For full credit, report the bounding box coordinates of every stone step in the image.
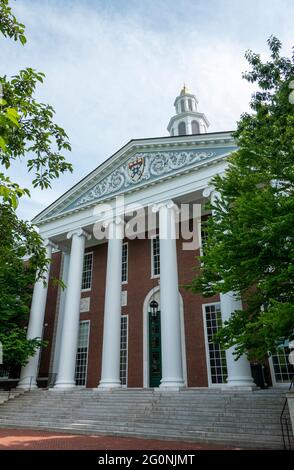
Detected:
[0,412,284,431]
[0,421,283,449]
[4,395,282,401]
[0,388,291,449]
[0,418,283,440]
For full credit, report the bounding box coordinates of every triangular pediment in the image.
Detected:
[33,133,236,224]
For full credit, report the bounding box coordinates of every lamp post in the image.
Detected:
[150,300,159,318]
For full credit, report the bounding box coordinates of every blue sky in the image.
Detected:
[2,0,294,220]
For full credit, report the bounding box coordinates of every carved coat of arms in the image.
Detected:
[127,155,145,183]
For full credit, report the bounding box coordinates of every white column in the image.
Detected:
[54,229,91,389]
[186,118,192,135]
[221,292,254,388]
[153,200,184,389]
[51,251,70,377]
[203,187,254,389]
[98,218,124,389]
[18,239,57,389]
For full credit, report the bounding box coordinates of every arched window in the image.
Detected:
[191,120,199,134]
[188,99,193,111]
[171,128,174,136]
[180,100,185,113]
[178,121,186,136]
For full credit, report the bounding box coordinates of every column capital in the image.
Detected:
[152,200,179,214]
[202,186,221,202]
[66,228,91,241]
[202,186,214,199]
[43,239,59,250]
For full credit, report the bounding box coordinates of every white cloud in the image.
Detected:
[1,0,293,220]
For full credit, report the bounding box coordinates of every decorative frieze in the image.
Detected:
[72,149,217,208]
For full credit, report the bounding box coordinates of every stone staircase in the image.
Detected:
[0,389,26,405]
[0,388,292,449]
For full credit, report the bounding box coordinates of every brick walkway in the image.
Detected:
[0,429,244,450]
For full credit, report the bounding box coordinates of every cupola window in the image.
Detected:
[191,120,200,134]
[178,121,186,136]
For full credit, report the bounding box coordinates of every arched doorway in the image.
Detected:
[143,286,187,388]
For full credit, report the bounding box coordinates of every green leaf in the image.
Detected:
[0,136,7,151]
[20,35,27,45]
[187,36,294,361]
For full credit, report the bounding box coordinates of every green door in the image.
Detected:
[149,311,162,387]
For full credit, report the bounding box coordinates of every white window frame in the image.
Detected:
[199,216,210,258]
[75,320,90,387]
[202,302,227,387]
[268,347,293,387]
[151,234,160,279]
[120,315,128,387]
[81,252,93,292]
[122,242,128,285]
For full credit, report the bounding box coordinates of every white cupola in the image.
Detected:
[167,85,209,136]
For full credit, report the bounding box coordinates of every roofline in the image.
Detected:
[32,129,235,223]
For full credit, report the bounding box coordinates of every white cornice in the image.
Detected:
[167,111,210,130]
[39,158,228,240]
[33,131,235,226]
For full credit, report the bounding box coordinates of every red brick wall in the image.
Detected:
[39,251,62,378]
[40,232,220,388]
[82,244,107,388]
[178,238,219,387]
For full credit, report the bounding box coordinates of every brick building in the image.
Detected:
[15,87,293,391]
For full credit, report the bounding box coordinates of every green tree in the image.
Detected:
[0,205,48,366]
[188,36,294,361]
[0,0,72,367]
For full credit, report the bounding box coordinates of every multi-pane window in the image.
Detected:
[200,227,208,256]
[120,315,128,386]
[122,243,128,283]
[75,321,90,386]
[81,252,93,290]
[204,303,228,384]
[272,346,294,383]
[152,235,160,277]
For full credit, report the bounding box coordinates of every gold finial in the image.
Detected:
[180,83,189,96]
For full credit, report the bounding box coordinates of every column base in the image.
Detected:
[98,379,121,390]
[53,381,76,390]
[222,377,257,391]
[17,378,37,390]
[158,378,185,391]
[222,385,257,391]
